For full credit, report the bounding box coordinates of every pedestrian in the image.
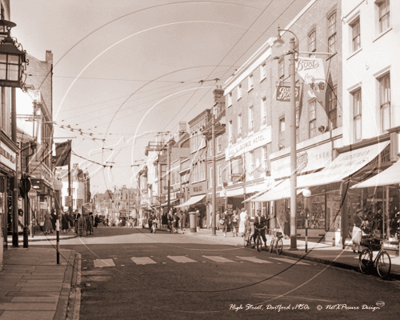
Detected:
[220,210,228,237]
[232,210,239,237]
[43,211,53,234]
[252,209,267,248]
[239,208,248,236]
[180,210,187,231]
[69,211,75,231]
[94,215,100,228]
[149,212,155,233]
[61,211,71,233]
[76,213,85,237]
[50,208,57,231]
[172,212,180,233]
[216,210,220,230]
[87,212,94,235]
[195,210,201,231]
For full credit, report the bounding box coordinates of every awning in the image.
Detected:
[250,179,305,202]
[296,141,390,189]
[351,158,400,189]
[243,179,282,203]
[226,187,244,197]
[174,195,206,208]
[161,199,180,206]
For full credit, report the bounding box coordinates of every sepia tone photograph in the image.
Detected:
[0,0,399,319]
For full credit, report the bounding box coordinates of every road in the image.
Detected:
[55,226,400,320]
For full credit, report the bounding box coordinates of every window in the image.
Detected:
[237,84,242,100]
[308,30,316,56]
[261,98,267,126]
[218,165,222,186]
[228,120,233,144]
[278,58,285,79]
[228,92,232,106]
[209,167,213,188]
[309,100,317,138]
[248,74,253,91]
[328,86,337,129]
[260,63,267,80]
[238,114,242,137]
[296,108,300,143]
[328,12,337,53]
[379,73,391,132]
[201,161,206,181]
[378,0,390,33]
[217,135,222,153]
[353,89,362,142]
[261,146,268,173]
[248,106,254,131]
[351,18,361,52]
[279,117,285,147]
[249,152,254,175]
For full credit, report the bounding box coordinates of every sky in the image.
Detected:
[11,0,311,194]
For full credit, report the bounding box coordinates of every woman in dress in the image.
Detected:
[43,211,53,234]
[239,208,248,236]
[220,211,228,237]
[61,212,71,233]
[231,210,240,237]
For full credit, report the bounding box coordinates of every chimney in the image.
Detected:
[178,121,187,133]
[213,85,225,115]
[46,50,53,64]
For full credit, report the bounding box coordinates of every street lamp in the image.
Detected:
[275,26,298,250]
[0,17,27,88]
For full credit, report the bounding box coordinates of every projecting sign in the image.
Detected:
[275,85,301,102]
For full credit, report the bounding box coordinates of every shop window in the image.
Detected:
[353,89,362,142]
[328,12,337,53]
[351,17,361,52]
[306,194,326,229]
[379,73,391,132]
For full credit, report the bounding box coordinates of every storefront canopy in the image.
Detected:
[161,199,180,206]
[174,195,205,208]
[243,179,283,203]
[250,178,306,202]
[296,141,390,189]
[351,158,400,189]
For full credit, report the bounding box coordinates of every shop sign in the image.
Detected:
[0,142,16,171]
[271,142,332,179]
[28,190,37,199]
[275,85,301,102]
[65,196,72,206]
[190,181,207,196]
[40,202,47,209]
[176,193,184,198]
[226,127,271,160]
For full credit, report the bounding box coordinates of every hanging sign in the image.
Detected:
[275,85,301,102]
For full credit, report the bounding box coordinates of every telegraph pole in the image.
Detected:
[167,141,171,213]
[212,102,217,236]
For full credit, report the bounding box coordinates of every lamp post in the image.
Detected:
[0,16,27,248]
[53,177,63,264]
[211,102,217,236]
[275,27,298,250]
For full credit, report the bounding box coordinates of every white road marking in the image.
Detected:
[167,256,197,263]
[93,259,115,268]
[202,256,234,263]
[237,256,272,264]
[270,257,309,265]
[131,257,157,265]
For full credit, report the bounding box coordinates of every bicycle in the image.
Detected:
[243,228,253,248]
[269,230,283,255]
[358,236,391,279]
[253,226,267,252]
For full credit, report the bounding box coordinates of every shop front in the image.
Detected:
[176,181,207,227]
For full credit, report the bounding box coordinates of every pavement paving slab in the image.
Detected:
[0,302,57,311]
[0,311,54,320]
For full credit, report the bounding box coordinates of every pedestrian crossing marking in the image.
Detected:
[167,256,197,263]
[93,259,115,268]
[131,257,157,265]
[202,256,234,263]
[270,257,309,265]
[237,256,272,264]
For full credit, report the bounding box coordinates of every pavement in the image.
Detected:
[1,226,399,320]
[179,227,400,281]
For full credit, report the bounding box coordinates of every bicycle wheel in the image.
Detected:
[256,236,261,252]
[269,238,274,253]
[358,249,372,274]
[376,251,391,279]
[276,238,283,255]
[244,233,250,247]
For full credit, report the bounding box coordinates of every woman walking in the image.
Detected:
[220,211,228,237]
[239,208,248,237]
[61,211,71,233]
[43,211,53,234]
[232,210,240,237]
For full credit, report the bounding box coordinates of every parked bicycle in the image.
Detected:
[269,229,283,255]
[358,236,391,279]
[243,228,253,248]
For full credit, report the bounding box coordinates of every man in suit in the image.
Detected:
[252,209,267,248]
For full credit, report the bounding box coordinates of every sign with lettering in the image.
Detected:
[0,142,16,171]
[296,57,326,105]
[190,181,207,196]
[275,85,301,102]
[225,127,271,160]
[271,142,332,179]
